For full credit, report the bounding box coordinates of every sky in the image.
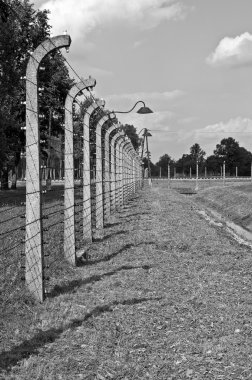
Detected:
[33,0,252,163]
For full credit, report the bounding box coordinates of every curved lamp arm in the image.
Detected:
[113,101,153,114]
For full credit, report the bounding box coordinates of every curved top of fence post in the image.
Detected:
[124,142,134,154]
[104,120,119,141]
[116,134,127,149]
[95,114,109,134]
[26,35,71,79]
[65,78,97,120]
[84,99,105,127]
[66,77,96,104]
[111,130,125,145]
[121,139,133,154]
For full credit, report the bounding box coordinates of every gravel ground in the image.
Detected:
[1,184,252,379]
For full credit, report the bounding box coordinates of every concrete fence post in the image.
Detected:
[25,35,71,302]
[115,139,122,210]
[122,141,132,204]
[64,78,96,264]
[168,163,171,189]
[138,157,143,189]
[126,147,132,201]
[140,158,144,189]
[195,160,199,191]
[132,152,138,194]
[123,146,129,202]
[121,142,127,205]
[126,145,134,199]
[117,139,126,208]
[122,142,129,204]
[94,115,109,237]
[103,120,117,223]
[83,99,105,244]
[223,161,226,186]
[132,156,136,194]
[135,156,141,191]
[110,132,124,212]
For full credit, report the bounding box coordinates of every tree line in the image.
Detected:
[145,138,252,177]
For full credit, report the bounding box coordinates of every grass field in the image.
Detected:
[1,182,252,379]
[194,182,252,230]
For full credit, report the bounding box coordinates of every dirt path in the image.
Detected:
[2,185,252,379]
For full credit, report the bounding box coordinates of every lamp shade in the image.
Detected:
[137,106,153,114]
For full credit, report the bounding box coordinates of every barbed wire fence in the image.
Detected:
[0,33,143,326]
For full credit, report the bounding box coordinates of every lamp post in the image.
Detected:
[138,127,152,180]
[113,100,153,115]
[111,100,153,184]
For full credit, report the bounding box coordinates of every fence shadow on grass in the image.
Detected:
[49,263,154,298]
[104,222,122,228]
[0,296,162,373]
[77,242,135,266]
[118,211,151,219]
[77,241,156,267]
[93,230,126,242]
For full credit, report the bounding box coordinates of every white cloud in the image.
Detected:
[197,117,252,135]
[178,116,199,125]
[39,0,189,40]
[190,117,252,155]
[206,32,252,67]
[133,40,143,48]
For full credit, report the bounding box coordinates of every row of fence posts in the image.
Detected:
[160,161,252,184]
[24,34,143,302]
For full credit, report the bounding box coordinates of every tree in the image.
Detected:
[175,144,205,176]
[155,154,174,176]
[205,155,221,176]
[121,124,140,150]
[214,137,240,175]
[236,147,252,176]
[142,157,158,177]
[190,143,206,163]
[175,154,193,176]
[0,0,74,188]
